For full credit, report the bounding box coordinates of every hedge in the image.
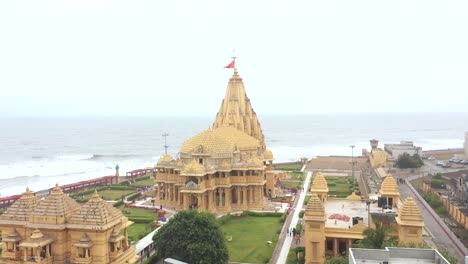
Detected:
[242,211,283,217]
[127,192,142,201]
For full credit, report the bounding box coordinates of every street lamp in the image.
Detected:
[350,145,356,190]
[366,199,372,227]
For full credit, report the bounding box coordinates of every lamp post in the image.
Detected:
[350,145,356,191]
[366,199,372,227]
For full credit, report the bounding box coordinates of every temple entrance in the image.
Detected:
[388,197,393,207]
[338,240,347,256]
[188,194,198,209]
[232,188,237,204]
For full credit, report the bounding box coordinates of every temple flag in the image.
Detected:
[224,60,235,69]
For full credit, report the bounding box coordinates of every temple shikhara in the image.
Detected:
[0,186,138,264]
[154,67,277,213]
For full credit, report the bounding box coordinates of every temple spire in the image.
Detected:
[214,56,266,147]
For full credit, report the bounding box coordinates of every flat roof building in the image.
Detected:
[349,247,450,264]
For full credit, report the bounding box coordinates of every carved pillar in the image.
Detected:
[242,187,248,208]
[346,239,352,255]
[237,188,241,205]
[156,183,160,201]
[333,238,338,256]
[226,187,231,210]
[249,186,254,205]
[198,193,203,211]
[182,193,187,209]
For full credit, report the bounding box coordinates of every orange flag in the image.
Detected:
[224,60,235,69]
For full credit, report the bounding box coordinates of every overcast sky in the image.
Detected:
[1,0,467,117]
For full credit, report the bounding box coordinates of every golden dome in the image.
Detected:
[396,196,424,226]
[311,172,329,193]
[346,192,361,201]
[156,154,175,168]
[380,174,400,196]
[181,160,206,176]
[29,184,80,225]
[180,126,260,155]
[0,187,39,222]
[263,149,274,160]
[304,194,325,220]
[68,190,126,227]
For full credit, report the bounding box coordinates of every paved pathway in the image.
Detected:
[399,175,468,262]
[276,171,313,264]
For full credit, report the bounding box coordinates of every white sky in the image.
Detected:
[1,0,467,116]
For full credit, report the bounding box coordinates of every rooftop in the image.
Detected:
[350,247,450,264]
[324,199,380,228]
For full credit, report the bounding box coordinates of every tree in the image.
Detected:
[358,221,398,249]
[396,153,424,169]
[153,210,229,264]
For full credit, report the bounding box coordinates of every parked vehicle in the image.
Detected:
[436,161,445,166]
[460,160,468,165]
[442,162,451,168]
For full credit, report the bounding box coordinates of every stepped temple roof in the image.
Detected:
[304,194,325,220]
[0,187,39,223]
[213,68,265,147]
[156,154,175,168]
[68,190,127,228]
[311,172,329,193]
[380,175,400,196]
[29,184,80,225]
[396,196,424,227]
[180,126,260,155]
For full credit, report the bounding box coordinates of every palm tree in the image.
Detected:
[358,221,398,249]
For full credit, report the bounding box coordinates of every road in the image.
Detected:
[400,174,468,262]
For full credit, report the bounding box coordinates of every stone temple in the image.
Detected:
[154,67,279,213]
[0,186,138,264]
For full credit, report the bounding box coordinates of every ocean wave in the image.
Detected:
[86,154,140,160]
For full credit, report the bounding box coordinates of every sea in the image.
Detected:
[0,113,467,197]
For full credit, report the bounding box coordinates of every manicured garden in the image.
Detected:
[118,205,160,242]
[219,212,284,263]
[326,177,354,198]
[281,171,304,190]
[274,163,303,171]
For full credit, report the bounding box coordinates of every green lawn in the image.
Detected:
[281,180,302,189]
[220,216,283,263]
[274,163,303,171]
[131,178,155,188]
[326,177,354,198]
[119,206,160,243]
[127,223,151,242]
[85,189,136,201]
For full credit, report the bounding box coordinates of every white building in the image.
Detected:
[349,247,451,264]
[384,141,422,159]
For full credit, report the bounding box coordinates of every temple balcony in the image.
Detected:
[2,250,22,260]
[247,176,263,183]
[167,174,178,182]
[73,256,93,264]
[214,178,229,185]
[155,173,168,181]
[230,176,248,184]
[23,256,53,264]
